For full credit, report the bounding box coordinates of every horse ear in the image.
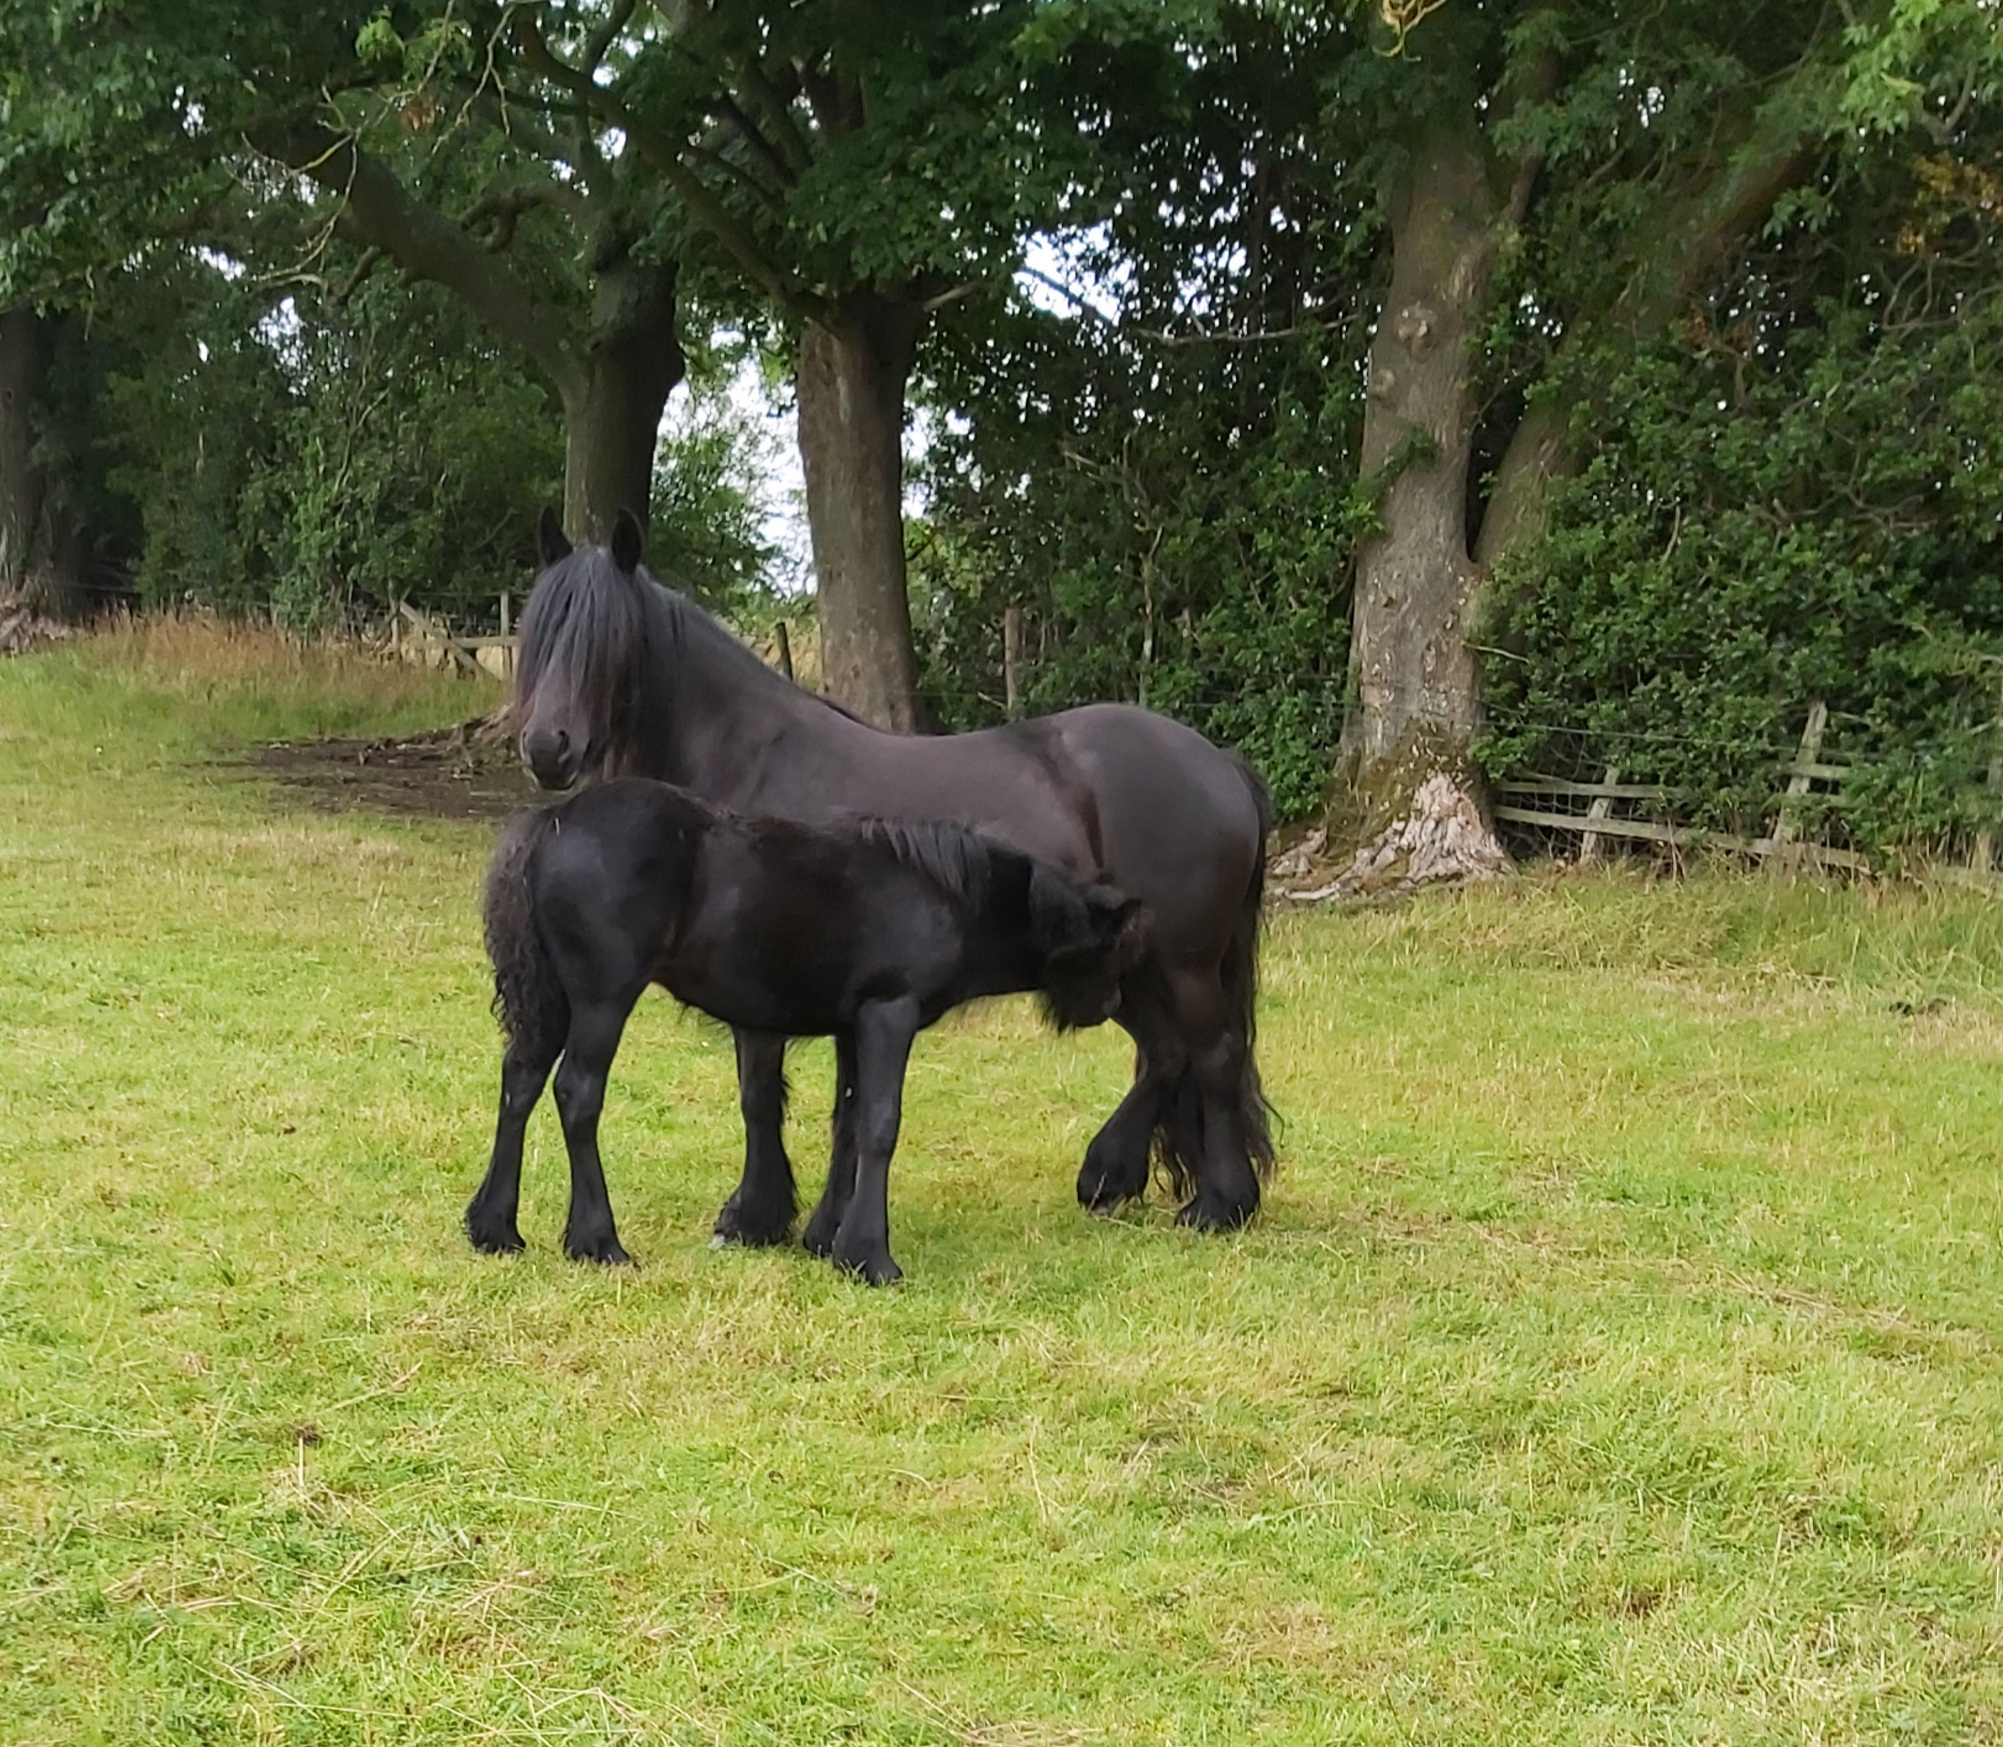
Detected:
[537,507,572,566]
[609,508,645,575]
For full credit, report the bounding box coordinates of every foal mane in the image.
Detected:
[852,816,997,910]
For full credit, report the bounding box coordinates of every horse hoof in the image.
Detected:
[564,1231,635,1265]
[712,1198,795,1249]
[1174,1194,1256,1233]
[1079,1182,1143,1217]
[466,1212,526,1255]
[1076,1156,1148,1213]
[833,1246,903,1286]
[800,1217,838,1259]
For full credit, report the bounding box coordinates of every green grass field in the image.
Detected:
[5,624,2003,1744]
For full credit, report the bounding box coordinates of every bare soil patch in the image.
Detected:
[251,726,536,822]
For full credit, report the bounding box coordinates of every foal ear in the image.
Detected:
[609,508,646,576]
[1087,888,1151,969]
[1028,863,1096,956]
[536,507,573,566]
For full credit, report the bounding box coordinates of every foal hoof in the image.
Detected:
[1174,1193,1256,1233]
[564,1228,635,1266]
[465,1209,526,1255]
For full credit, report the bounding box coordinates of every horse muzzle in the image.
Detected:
[520,725,580,791]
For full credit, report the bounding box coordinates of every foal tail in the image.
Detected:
[1154,754,1277,1201]
[483,805,569,1061]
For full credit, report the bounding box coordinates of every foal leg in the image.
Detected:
[801,1031,860,1258]
[830,1000,917,1286]
[713,1028,798,1247]
[466,1032,561,1254]
[553,999,642,1264]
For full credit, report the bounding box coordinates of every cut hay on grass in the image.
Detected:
[4,624,2003,1744]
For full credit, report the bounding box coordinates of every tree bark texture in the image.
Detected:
[797,296,922,732]
[561,257,683,543]
[0,306,84,619]
[1338,120,1506,840]
[0,306,45,599]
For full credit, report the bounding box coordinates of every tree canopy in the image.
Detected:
[1,0,1998,859]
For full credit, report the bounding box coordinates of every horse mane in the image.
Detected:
[852,815,997,910]
[514,545,687,756]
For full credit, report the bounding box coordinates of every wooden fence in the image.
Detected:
[390,595,811,688]
[1493,701,2001,890]
[392,597,517,680]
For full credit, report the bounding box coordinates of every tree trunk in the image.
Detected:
[0,307,46,600]
[1329,123,1511,887]
[797,295,922,732]
[0,306,89,620]
[561,257,683,544]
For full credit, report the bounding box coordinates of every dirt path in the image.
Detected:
[252,729,536,822]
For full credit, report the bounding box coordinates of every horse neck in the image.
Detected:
[657,585,878,796]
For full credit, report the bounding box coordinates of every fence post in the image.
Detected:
[1971,678,2003,883]
[774,619,794,682]
[497,591,513,679]
[1577,765,1620,864]
[1768,700,1829,874]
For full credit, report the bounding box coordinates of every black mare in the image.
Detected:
[511,509,1275,1241]
[466,778,1145,1282]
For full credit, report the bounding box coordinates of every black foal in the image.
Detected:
[466,778,1146,1283]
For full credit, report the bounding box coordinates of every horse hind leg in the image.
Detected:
[802,1031,859,1258]
[713,1029,798,1247]
[1164,970,1262,1233]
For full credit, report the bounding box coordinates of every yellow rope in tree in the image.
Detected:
[1378,0,1450,56]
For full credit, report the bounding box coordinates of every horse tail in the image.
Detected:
[1151,754,1276,1202]
[1227,754,1278,1181]
[483,804,569,1060]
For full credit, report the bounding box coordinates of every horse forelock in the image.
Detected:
[853,816,995,911]
[515,547,682,760]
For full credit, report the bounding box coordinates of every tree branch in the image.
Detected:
[580,0,641,77]
[1019,264,1342,347]
[715,92,800,188]
[512,4,824,321]
[686,132,788,217]
[734,54,816,173]
[246,121,584,396]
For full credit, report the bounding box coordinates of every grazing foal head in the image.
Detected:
[1028,864,1151,1031]
[514,508,664,790]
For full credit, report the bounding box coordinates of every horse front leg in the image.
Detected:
[1076,986,1175,1213]
[801,1031,859,1258]
[1167,969,1261,1233]
[713,1028,798,1247]
[466,1032,560,1254]
[829,1000,917,1286]
[552,1000,641,1264]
